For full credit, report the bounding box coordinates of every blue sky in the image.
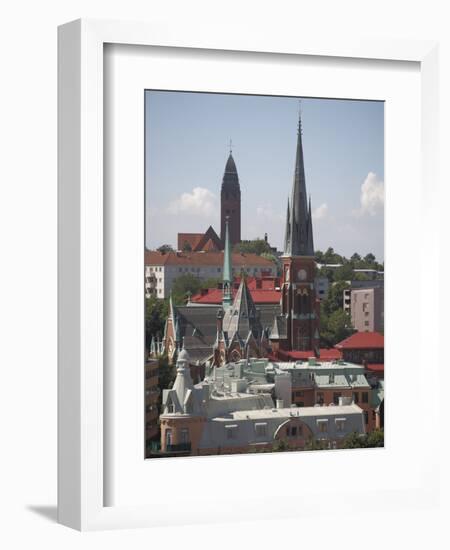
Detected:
[145,91,384,261]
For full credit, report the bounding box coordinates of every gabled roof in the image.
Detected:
[192,225,223,252]
[270,315,287,340]
[223,277,261,340]
[335,331,384,350]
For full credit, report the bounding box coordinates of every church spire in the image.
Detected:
[220,150,241,246]
[222,217,233,310]
[283,108,314,257]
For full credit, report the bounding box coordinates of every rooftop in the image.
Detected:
[276,348,342,362]
[229,403,363,421]
[145,249,275,268]
[335,331,384,350]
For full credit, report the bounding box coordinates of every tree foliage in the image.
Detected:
[171,273,203,305]
[304,438,327,451]
[157,244,174,254]
[315,249,384,283]
[342,429,384,449]
[233,238,272,255]
[145,296,169,351]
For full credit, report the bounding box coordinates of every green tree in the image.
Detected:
[366,428,384,447]
[304,438,327,451]
[320,308,354,347]
[364,252,376,264]
[322,280,350,316]
[315,250,324,263]
[322,247,343,265]
[333,263,354,282]
[342,431,366,449]
[157,244,174,254]
[233,238,272,255]
[145,296,169,351]
[272,439,291,452]
[201,277,222,289]
[171,273,203,305]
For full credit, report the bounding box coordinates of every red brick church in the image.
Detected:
[159,113,323,366]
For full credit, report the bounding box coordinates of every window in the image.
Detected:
[255,423,267,437]
[180,428,189,444]
[168,403,175,413]
[353,392,359,404]
[225,425,238,440]
[364,321,370,327]
[362,392,369,403]
[364,411,369,425]
[335,418,345,432]
[333,392,341,405]
[317,419,328,433]
[316,392,324,405]
[291,426,297,437]
[165,429,172,447]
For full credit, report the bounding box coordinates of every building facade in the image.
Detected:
[157,349,367,457]
[145,249,276,299]
[343,280,384,333]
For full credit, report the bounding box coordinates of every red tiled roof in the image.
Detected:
[276,349,342,362]
[191,287,281,305]
[145,250,275,268]
[177,233,203,250]
[366,363,384,372]
[335,331,384,350]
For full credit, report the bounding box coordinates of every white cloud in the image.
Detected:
[353,172,384,217]
[312,203,328,220]
[167,187,217,217]
[255,205,284,222]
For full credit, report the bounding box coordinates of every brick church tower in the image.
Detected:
[220,151,241,246]
[280,112,320,353]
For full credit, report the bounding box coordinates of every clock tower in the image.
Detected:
[280,112,320,353]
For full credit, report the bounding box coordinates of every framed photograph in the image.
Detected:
[58,19,440,530]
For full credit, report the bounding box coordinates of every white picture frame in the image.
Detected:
[58,18,440,531]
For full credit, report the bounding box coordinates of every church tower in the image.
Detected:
[281,111,320,353]
[220,149,241,246]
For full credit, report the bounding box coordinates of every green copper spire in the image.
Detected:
[222,217,233,309]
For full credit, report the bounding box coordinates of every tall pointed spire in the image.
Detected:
[222,217,233,310]
[220,150,241,246]
[283,108,314,256]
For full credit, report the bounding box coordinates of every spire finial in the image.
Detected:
[298,100,303,136]
[229,139,233,154]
